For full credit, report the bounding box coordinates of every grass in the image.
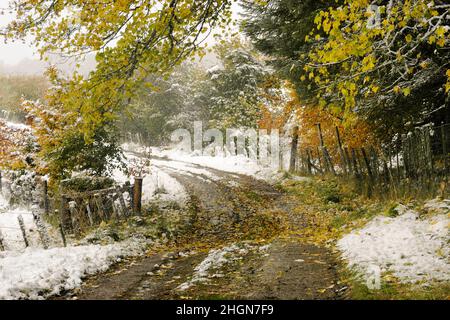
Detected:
[343,269,450,300]
[282,174,449,300]
[278,176,384,244]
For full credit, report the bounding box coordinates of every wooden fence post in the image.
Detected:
[289,126,299,172]
[306,148,312,174]
[32,209,50,249]
[59,223,67,247]
[17,215,29,248]
[361,148,374,180]
[0,228,5,251]
[425,126,433,176]
[60,195,71,232]
[316,123,335,175]
[370,147,379,180]
[335,127,348,175]
[133,177,143,215]
[361,147,374,197]
[402,134,410,178]
[43,179,49,215]
[85,201,94,226]
[117,186,129,217]
[351,148,360,176]
[442,124,448,174]
[68,201,80,236]
[94,194,105,220]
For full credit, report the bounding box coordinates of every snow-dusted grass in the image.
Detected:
[0,239,147,300]
[338,200,449,284]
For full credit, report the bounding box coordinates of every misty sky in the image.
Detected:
[0,10,38,65]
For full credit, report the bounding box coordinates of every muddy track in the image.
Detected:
[63,156,346,300]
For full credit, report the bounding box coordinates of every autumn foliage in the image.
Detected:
[258,80,376,153]
[0,119,35,169]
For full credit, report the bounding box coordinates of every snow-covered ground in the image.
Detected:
[0,207,40,251]
[338,199,450,284]
[123,143,283,182]
[113,152,189,206]
[115,142,288,208]
[0,239,147,299]
[0,193,149,300]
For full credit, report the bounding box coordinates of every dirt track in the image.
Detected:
[62,156,346,300]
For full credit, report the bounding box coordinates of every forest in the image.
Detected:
[0,0,449,303]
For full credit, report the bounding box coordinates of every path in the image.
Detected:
[61,155,347,300]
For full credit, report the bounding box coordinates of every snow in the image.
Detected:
[112,152,189,206]
[0,239,147,300]
[151,147,282,182]
[1,186,151,300]
[0,208,39,251]
[0,193,150,299]
[141,167,188,204]
[0,194,8,211]
[152,158,222,181]
[177,243,269,291]
[338,201,450,284]
[4,121,30,131]
[423,198,450,212]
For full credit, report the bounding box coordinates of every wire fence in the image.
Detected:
[289,123,450,199]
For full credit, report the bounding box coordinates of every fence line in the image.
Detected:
[58,180,143,236]
[0,175,144,246]
[289,123,450,198]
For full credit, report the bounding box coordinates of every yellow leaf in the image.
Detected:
[428,35,436,44]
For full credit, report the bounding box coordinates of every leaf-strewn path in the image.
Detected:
[60,156,347,300]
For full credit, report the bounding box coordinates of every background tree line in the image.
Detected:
[0,0,448,181]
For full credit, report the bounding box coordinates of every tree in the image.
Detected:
[206,39,269,129]
[119,62,210,145]
[0,75,49,122]
[1,0,235,178]
[22,94,123,181]
[304,0,450,141]
[0,118,36,169]
[2,0,233,141]
[241,0,330,100]
[121,38,272,143]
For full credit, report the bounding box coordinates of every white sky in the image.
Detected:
[0,9,39,65]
